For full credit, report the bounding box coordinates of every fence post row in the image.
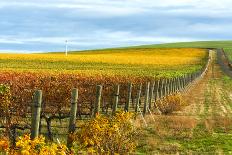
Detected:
[112,85,120,115]
[125,83,132,112]
[94,85,102,117]
[31,90,42,140]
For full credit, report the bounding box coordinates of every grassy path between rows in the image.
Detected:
[136,50,232,154]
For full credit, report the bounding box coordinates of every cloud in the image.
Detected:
[0,30,199,52]
[0,50,42,53]
[0,0,232,53]
[1,0,232,17]
[0,38,24,44]
[0,1,147,17]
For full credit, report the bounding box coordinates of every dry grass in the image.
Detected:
[136,50,232,154]
[156,94,185,115]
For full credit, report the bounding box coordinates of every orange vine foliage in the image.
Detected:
[0,72,142,116]
[76,111,138,154]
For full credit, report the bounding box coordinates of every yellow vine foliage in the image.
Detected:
[0,112,138,154]
[76,111,138,154]
[0,48,205,65]
[0,134,73,155]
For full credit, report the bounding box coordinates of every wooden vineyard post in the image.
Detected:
[185,75,187,87]
[94,85,102,117]
[193,72,196,81]
[168,78,173,95]
[173,78,176,93]
[188,74,191,83]
[185,74,188,86]
[190,73,193,82]
[179,76,182,90]
[160,79,164,98]
[125,83,132,112]
[154,79,159,102]
[169,78,172,95]
[172,78,175,93]
[181,76,184,90]
[164,78,167,97]
[135,83,142,113]
[176,77,179,92]
[156,79,161,101]
[189,74,191,83]
[148,81,155,109]
[112,85,120,115]
[169,78,172,94]
[67,88,78,149]
[182,75,185,89]
[143,82,150,116]
[170,78,173,94]
[177,77,180,92]
[187,74,190,85]
[153,80,159,109]
[166,79,169,95]
[31,90,42,140]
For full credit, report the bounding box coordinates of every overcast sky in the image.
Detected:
[0,0,232,53]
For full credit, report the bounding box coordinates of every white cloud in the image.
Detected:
[0,1,147,16]
[1,0,232,17]
[0,0,232,53]
[0,49,42,53]
[95,30,197,43]
[188,23,232,33]
[0,30,198,50]
[0,38,24,44]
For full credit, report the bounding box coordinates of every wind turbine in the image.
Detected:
[65,40,68,56]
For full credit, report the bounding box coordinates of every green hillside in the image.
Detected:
[130,40,232,49]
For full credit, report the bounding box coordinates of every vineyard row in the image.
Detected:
[0,50,212,147]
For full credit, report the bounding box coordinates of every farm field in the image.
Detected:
[0,48,208,122]
[0,43,232,154]
[0,48,207,78]
[1,0,232,153]
[129,40,232,49]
